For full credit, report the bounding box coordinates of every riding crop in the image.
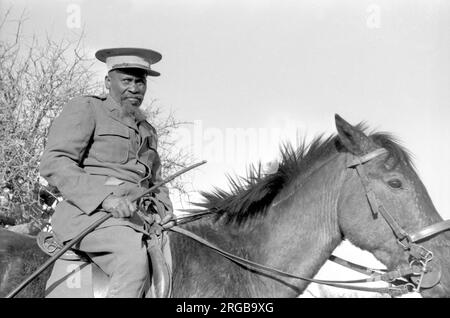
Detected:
[5,160,207,298]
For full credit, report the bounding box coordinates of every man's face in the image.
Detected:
[105,68,147,108]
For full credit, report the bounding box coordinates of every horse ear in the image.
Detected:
[335,114,377,156]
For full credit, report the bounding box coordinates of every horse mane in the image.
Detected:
[192,125,414,225]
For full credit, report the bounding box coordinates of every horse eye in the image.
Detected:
[388,179,403,189]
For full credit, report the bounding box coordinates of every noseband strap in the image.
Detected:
[410,220,450,242]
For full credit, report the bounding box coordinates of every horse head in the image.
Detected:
[335,114,450,297]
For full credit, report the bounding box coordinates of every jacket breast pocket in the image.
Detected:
[95,124,130,164]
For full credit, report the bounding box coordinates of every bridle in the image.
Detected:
[345,147,447,293]
[167,147,450,297]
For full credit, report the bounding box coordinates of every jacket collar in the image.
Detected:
[104,94,122,113]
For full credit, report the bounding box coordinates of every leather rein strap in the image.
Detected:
[168,225,412,296]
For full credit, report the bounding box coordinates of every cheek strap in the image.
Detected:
[347,148,412,246]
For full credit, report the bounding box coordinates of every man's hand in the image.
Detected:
[102,194,136,218]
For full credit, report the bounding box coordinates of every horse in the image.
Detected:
[1,114,449,298]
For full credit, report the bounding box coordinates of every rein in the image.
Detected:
[166,224,414,296]
[165,148,450,297]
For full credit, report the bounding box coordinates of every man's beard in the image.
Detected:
[119,100,146,122]
[120,101,139,118]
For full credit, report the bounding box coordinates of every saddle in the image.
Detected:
[37,229,172,298]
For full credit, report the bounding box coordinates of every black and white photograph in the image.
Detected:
[0,0,449,302]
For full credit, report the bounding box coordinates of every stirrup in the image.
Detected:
[36,231,88,261]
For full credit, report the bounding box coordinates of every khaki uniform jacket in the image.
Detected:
[40,94,173,242]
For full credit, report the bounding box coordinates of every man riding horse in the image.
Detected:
[39,47,174,298]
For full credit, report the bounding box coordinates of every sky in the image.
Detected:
[1,0,448,297]
[1,0,449,217]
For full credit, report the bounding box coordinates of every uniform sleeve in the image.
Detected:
[39,97,113,215]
